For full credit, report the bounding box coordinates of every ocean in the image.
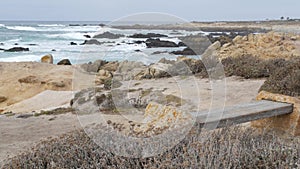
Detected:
[0,21,204,64]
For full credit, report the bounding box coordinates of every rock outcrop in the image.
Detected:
[4,47,29,52]
[41,54,54,64]
[129,33,168,38]
[171,47,197,55]
[217,32,300,60]
[134,57,200,80]
[179,34,211,55]
[93,32,124,39]
[145,38,178,48]
[132,103,192,134]
[100,61,119,72]
[95,69,113,85]
[114,61,146,81]
[252,91,300,136]
[81,39,102,45]
[81,60,108,73]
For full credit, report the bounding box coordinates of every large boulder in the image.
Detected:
[132,103,192,135]
[101,61,119,72]
[145,38,178,48]
[93,32,124,39]
[135,63,173,80]
[4,47,29,52]
[114,61,146,81]
[95,69,113,85]
[57,59,72,65]
[179,34,211,55]
[135,60,193,80]
[41,54,54,64]
[81,60,108,73]
[129,33,168,38]
[171,47,197,55]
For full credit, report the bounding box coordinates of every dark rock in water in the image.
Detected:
[146,38,178,48]
[51,49,56,52]
[171,47,197,55]
[129,33,168,38]
[179,34,211,55]
[28,44,38,46]
[152,51,168,55]
[93,32,124,39]
[170,31,183,35]
[57,59,72,65]
[84,34,91,38]
[14,43,19,45]
[0,48,4,51]
[70,42,77,45]
[134,49,141,52]
[134,40,144,44]
[178,42,187,47]
[0,43,4,46]
[99,23,106,27]
[81,60,108,73]
[81,39,102,45]
[69,24,80,26]
[4,47,29,52]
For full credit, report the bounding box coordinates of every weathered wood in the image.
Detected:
[192,100,293,128]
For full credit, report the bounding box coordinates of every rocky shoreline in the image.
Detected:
[1,24,300,168]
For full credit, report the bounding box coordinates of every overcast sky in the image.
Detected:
[0,0,299,21]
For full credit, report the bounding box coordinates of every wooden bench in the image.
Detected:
[192,100,294,128]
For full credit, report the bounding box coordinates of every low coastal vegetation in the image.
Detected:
[2,126,300,168]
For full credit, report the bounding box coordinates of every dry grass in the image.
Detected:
[2,126,300,169]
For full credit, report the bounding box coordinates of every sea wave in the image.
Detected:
[45,32,93,40]
[6,26,37,31]
[0,24,5,27]
[38,24,66,27]
[0,54,40,62]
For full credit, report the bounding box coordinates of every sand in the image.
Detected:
[0,62,93,110]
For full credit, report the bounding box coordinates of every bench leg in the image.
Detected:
[251,91,300,136]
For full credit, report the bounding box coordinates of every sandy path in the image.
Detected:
[4,90,74,113]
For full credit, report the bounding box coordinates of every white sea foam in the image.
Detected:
[38,24,65,27]
[0,54,40,62]
[6,26,37,31]
[45,32,93,40]
[0,24,5,27]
